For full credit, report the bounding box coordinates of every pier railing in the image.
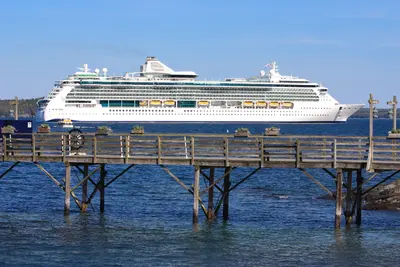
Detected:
[1,133,399,170]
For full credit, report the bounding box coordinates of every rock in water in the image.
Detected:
[364,180,400,210]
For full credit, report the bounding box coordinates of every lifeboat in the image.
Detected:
[282,102,294,108]
[243,101,254,107]
[269,102,280,108]
[139,100,148,107]
[57,118,73,128]
[164,100,175,106]
[150,100,162,106]
[198,101,209,106]
[256,101,267,107]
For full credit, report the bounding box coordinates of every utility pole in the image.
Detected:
[9,96,19,120]
[387,95,397,131]
[367,93,379,172]
[368,94,379,142]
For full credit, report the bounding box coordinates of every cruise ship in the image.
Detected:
[37,56,363,123]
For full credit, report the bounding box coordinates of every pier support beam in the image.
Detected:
[345,170,353,226]
[207,167,215,220]
[223,167,231,220]
[193,165,200,223]
[335,168,343,229]
[100,164,105,213]
[82,164,89,211]
[356,169,363,225]
[64,163,71,215]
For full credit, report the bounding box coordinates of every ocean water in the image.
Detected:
[0,118,399,266]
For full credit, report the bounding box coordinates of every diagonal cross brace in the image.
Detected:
[199,167,236,196]
[0,161,20,180]
[105,164,135,188]
[74,165,97,186]
[299,168,334,198]
[229,167,261,192]
[200,169,223,193]
[34,162,82,210]
[160,164,208,216]
[70,165,101,193]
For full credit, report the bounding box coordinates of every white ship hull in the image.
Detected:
[38,103,363,123]
[36,57,364,123]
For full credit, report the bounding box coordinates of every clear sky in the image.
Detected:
[1,0,399,106]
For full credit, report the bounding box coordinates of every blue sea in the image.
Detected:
[0,118,399,266]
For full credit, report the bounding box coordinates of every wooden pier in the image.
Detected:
[0,132,399,228]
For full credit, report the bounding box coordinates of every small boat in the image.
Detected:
[256,101,267,107]
[244,101,254,107]
[164,100,176,106]
[150,100,162,106]
[198,101,209,106]
[57,118,73,128]
[269,102,280,108]
[282,102,294,108]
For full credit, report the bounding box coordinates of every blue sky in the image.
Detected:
[1,0,399,106]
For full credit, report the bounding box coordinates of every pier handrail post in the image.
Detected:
[333,139,337,168]
[62,134,66,162]
[32,134,36,162]
[260,138,264,168]
[124,135,130,163]
[3,134,6,161]
[190,136,195,165]
[224,136,229,167]
[93,136,97,163]
[157,136,162,164]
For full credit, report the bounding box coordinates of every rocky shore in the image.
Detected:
[364,180,400,210]
[316,179,400,210]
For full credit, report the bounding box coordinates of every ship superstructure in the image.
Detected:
[37,56,363,122]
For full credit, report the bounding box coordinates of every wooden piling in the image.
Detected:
[223,167,231,220]
[64,163,71,215]
[208,167,215,220]
[193,165,200,223]
[100,164,105,213]
[82,164,89,211]
[356,169,363,225]
[335,168,343,229]
[345,170,353,226]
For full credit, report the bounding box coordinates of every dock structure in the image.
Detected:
[0,132,399,229]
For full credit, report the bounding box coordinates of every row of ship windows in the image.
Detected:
[54,108,332,114]
[78,84,320,88]
[71,90,318,95]
[65,98,320,102]
[67,94,319,99]
[75,87,317,93]
[69,90,318,94]
[66,95,320,99]
[56,111,330,117]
